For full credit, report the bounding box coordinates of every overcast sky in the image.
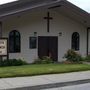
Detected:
[0,0,90,12]
[68,0,90,12]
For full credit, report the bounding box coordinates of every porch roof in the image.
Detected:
[0,0,90,27]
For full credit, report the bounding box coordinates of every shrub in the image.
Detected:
[34,56,54,64]
[33,58,42,64]
[0,59,28,67]
[82,55,90,62]
[64,49,82,63]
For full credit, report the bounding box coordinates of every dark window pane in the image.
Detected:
[15,37,20,52]
[9,37,14,52]
[30,37,37,49]
[9,30,21,53]
[72,32,80,51]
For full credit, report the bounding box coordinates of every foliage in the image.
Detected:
[64,49,82,63]
[0,59,28,67]
[82,55,90,62]
[34,56,54,64]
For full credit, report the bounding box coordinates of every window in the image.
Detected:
[29,37,37,49]
[72,32,80,51]
[9,30,21,53]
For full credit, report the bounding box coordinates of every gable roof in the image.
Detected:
[0,0,90,27]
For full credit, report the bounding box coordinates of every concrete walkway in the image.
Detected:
[0,71,90,90]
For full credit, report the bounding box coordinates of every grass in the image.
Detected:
[0,64,90,78]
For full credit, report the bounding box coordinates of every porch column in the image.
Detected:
[87,27,90,55]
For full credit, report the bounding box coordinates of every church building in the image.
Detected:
[0,0,90,63]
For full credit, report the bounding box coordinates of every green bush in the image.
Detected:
[64,49,82,63]
[34,56,54,64]
[82,55,90,62]
[0,59,28,67]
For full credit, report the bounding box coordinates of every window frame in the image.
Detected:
[29,37,37,49]
[71,32,80,51]
[9,30,21,53]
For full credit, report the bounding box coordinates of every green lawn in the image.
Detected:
[0,64,90,78]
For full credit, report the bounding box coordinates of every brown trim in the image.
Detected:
[87,27,90,56]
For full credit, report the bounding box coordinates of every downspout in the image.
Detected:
[87,27,90,56]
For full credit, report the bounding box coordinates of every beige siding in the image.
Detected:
[2,10,87,63]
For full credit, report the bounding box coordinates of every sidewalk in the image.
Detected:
[0,71,90,90]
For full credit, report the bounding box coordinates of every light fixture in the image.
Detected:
[59,32,62,36]
[34,32,37,36]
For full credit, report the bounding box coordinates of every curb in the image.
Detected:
[7,79,90,90]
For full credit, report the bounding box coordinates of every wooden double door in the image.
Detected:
[38,36,58,61]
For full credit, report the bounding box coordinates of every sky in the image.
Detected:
[0,0,18,4]
[68,0,90,12]
[0,0,90,13]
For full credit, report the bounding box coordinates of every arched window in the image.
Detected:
[9,30,21,53]
[72,32,80,51]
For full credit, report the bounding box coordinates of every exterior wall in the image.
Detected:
[2,10,87,63]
